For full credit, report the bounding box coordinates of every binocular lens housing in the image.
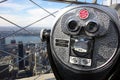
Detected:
[67,20,79,32]
[48,5,120,80]
[85,21,99,33]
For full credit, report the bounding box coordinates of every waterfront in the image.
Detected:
[5,35,40,44]
[0,32,51,79]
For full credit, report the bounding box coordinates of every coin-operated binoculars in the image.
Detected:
[40,4,120,80]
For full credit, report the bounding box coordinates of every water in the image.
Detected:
[5,36,40,44]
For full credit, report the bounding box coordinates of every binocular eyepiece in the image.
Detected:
[67,20,79,32]
[85,21,99,33]
[67,19,99,36]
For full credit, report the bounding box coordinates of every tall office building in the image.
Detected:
[0,34,5,50]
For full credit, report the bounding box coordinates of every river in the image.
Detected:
[5,35,40,44]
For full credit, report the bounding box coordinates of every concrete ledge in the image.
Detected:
[16,73,55,80]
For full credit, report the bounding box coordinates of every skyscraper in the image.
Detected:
[0,34,5,50]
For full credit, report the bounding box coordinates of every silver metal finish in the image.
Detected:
[70,56,92,66]
[50,4,119,71]
[73,47,87,53]
[40,29,45,41]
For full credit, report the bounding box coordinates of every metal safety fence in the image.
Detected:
[0,0,105,79]
[0,0,72,79]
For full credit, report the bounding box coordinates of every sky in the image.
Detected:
[0,0,118,28]
[0,0,65,28]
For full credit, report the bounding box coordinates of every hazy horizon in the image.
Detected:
[0,26,51,31]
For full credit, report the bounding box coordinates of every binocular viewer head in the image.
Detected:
[41,4,120,80]
[61,7,111,37]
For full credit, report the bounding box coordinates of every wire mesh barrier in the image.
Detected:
[0,0,106,79]
[0,0,72,79]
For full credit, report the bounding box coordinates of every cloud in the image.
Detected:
[27,8,58,17]
[0,8,59,28]
[25,8,59,28]
[0,2,32,11]
[0,0,67,28]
